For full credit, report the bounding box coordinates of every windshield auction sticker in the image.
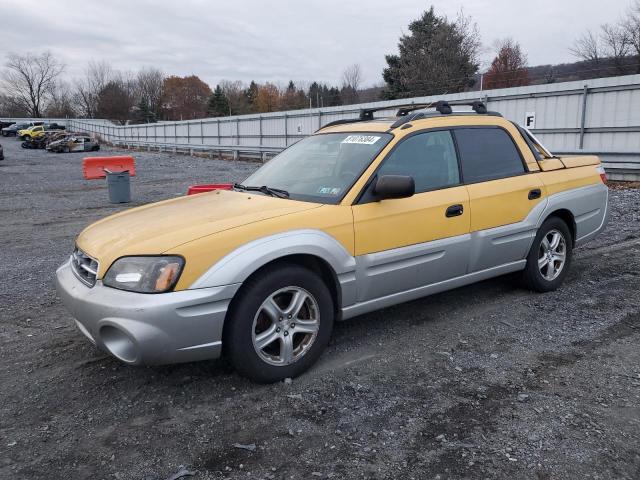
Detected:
[341,135,381,145]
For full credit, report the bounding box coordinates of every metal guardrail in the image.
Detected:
[113,140,282,162]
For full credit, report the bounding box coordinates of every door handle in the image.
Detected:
[445,204,464,217]
[528,188,542,200]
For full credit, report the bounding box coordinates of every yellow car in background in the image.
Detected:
[17,125,45,140]
[55,100,610,383]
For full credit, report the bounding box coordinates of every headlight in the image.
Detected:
[103,256,184,293]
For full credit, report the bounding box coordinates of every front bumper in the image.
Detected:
[55,259,240,365]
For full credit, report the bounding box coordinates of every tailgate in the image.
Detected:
[538,155,601,172]
[557,155,600,168]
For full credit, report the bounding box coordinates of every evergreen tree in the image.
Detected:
[135,98,156,123]
[244,81,259,111]
[382,7,480,99]
[207,85,230,117]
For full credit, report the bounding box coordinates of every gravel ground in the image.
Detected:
[0,138,639,480]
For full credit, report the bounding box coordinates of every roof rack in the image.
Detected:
[318,99,500,131]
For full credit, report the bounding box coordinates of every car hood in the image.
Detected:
[76,189,321,277]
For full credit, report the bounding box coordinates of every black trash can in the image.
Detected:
[106,170,131,203]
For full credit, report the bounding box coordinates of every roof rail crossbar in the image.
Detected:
[436,100,488,114]
[360,101,441,121]
[396,103,435,116]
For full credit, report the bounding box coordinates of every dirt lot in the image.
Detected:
[0,138,639,480]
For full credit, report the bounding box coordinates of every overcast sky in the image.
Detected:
[3,0,628,88]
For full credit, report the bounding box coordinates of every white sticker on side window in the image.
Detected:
[341,135,381,145]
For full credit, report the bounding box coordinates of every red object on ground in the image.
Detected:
[187,183,234,195]
[83,156,136,180]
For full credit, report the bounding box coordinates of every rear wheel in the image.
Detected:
[522,216,572,292]
[225,263,334,383]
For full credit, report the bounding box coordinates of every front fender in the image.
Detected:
[189,229,357,308]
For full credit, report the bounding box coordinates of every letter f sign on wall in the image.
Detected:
[525,112,536,129]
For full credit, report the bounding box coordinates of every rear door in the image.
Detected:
[71,138,84,152]
[454,127,545,272]
[352,130,470,302]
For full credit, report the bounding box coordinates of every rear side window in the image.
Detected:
[454,128,525,183]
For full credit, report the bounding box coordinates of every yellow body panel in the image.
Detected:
[352,186,469,255]
[538,164,601,195]
[465,175,545,232]
[76,190,321,279]
[168,204,354,290]
[559,155,600,168]
[538,158,565,171]
[75,113,603,292]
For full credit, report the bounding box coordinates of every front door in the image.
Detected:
[352,130,471,302]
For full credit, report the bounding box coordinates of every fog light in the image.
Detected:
[100,325,138,363]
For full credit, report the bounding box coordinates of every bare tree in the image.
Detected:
[74,60,113,118]
[341,64,363,104]
[342,64,363,92]
[45,81,77,118]
[2,52,64,117]
[570,30,602,64]
[220,79,250,115]
[0,92,27,117]
[96,73,136,125]
[622,0,640,71]
[136,67,165,116]
[601,23,630,73]
[622,1,640,52]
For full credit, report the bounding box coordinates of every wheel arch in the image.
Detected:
[189,228,357,313]
[228,253,343,321]
[542,209,576,245]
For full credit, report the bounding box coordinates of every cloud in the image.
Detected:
[2,0,615,89]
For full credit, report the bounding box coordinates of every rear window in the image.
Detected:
[454,128,525,183]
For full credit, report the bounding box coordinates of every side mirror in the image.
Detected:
[373,175,415,200]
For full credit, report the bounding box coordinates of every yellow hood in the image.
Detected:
[76,190,320,277]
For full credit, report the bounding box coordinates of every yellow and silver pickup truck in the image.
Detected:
[55,101,609,382]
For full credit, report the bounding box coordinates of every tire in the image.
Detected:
[521,216,573,292]
[225,263,334,383]
[62,146,70,153]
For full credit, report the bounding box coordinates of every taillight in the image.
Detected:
[596,166,607,184]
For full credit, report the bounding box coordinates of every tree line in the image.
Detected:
[0,57,367,124]
[2,2,639,122]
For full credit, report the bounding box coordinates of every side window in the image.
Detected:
[454,128,525,183]
[377,130,460,193]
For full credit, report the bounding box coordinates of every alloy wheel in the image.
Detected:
[251,286,320,366]
[538,229,567,281]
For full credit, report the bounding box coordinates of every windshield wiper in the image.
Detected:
[233,183,290,199]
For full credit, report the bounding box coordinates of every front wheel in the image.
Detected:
[522,217,573,292]
[225,264,334,383]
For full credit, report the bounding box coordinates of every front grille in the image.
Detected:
[70,247,99,287]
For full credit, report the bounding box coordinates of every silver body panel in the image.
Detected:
[55,259,239,365]
[56,182,609,365]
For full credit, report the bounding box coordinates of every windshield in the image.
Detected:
[242,132,393,204]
